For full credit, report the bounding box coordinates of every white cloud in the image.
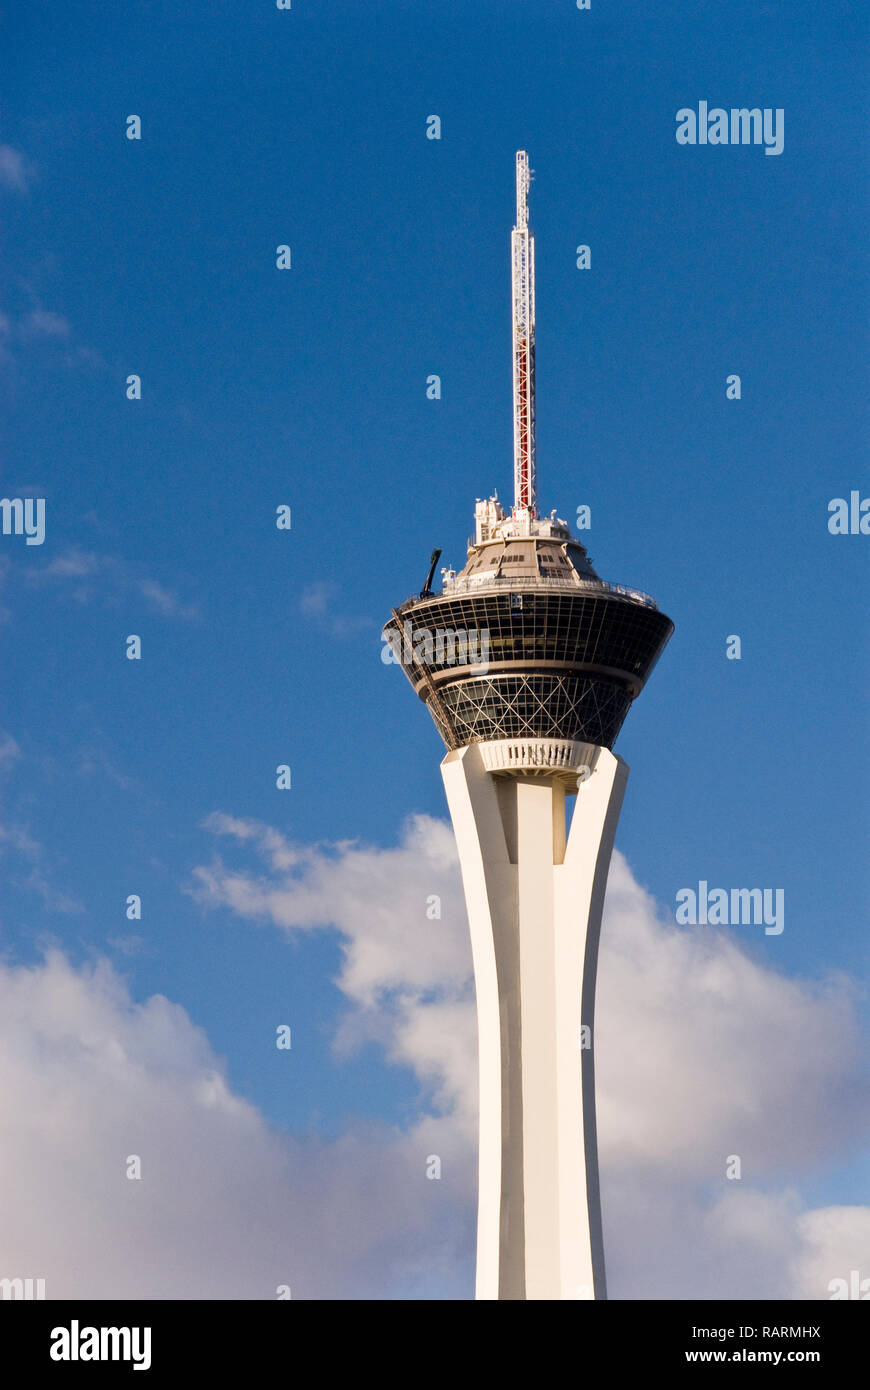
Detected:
[0,304,72,357]
[0,820,42,858]
[0,144,31,193]
[42,549,101,579]
[0,813,867,1298]
[192,814,476,1131]
[0,817,84,915]
[791,1207,870,1298]
[19,309,71,340]
[298,582,335,616]
[188,814,870,1298]
[138,579,200,620]
[297,581,375,638]
[193,813,470,1009]
[0,730,21,768]
[595,860,868,1177]
[0,950,471,1299]
[17,551,199,622]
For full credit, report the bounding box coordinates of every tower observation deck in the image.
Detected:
[385,497,672,761]
[383,152,673,1301]
[384,151,672,770]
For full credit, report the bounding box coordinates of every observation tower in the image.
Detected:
[384,152,673,1300]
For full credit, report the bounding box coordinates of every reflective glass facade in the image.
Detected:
[385,587,673,752]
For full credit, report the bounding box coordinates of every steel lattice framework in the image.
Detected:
[429,673,633,750]
[512,151,536,517]
[383,588,673,753]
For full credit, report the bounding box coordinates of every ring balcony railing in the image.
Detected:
[398,574,659,610]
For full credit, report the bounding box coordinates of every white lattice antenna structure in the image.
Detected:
[512,151,536,519]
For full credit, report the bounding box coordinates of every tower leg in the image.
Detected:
[441,742,628,1301]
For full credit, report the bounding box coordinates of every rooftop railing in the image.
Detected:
[429,573,659,609]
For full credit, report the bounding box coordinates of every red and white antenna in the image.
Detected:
[511,150,536,519]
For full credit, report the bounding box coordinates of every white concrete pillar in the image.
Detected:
[441,741,628,1300]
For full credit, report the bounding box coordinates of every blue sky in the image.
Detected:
[0,1,868,1297]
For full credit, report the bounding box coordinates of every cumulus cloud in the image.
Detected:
[0,951,471,1299]
[792,1208,870,1298]
[193,812,476,1134]
[595,860,868,1178]
[1,813,867,1298]
[188,813,870,1299]
[196,812,468,1004]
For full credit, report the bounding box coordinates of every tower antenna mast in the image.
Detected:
[512,151,536,519]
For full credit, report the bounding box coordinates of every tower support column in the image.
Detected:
[441,742,628,1301]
